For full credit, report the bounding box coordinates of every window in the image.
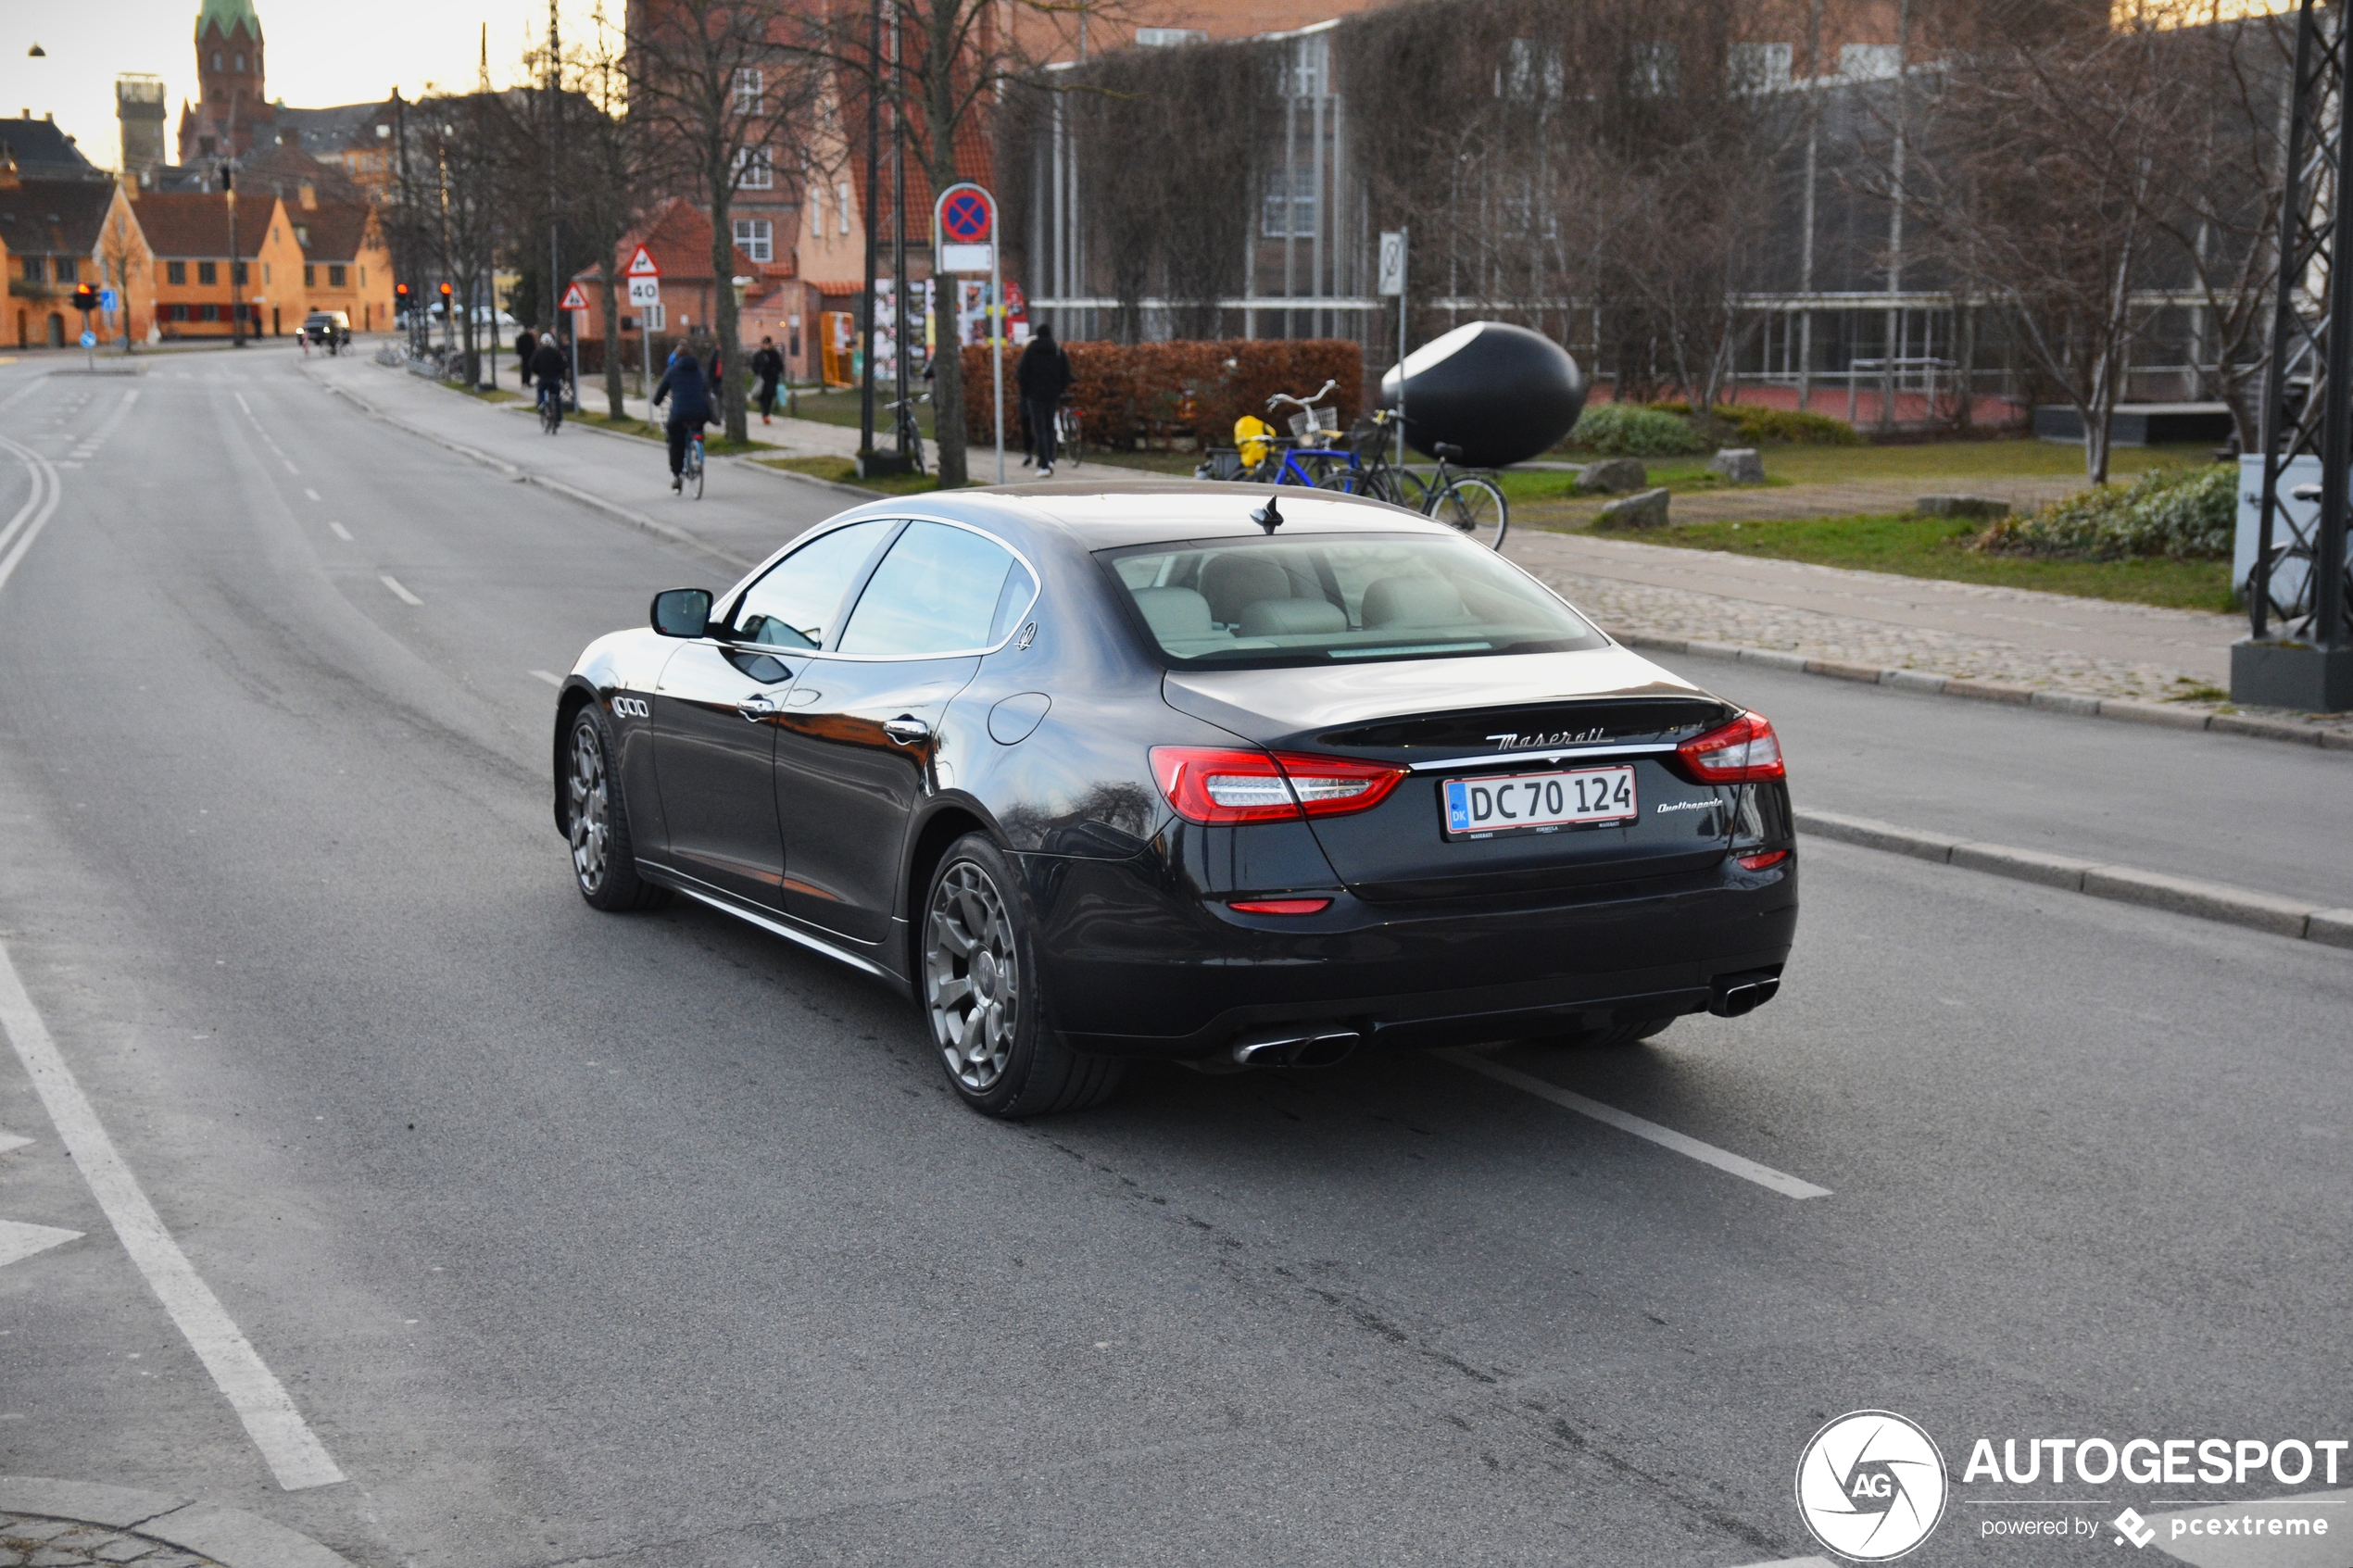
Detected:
[837,182,852,235]
[1136,27,1206,45]
[1841,44,1901,80]
[839,523,1034,656]
[170,303,190,321]
[734,147,773,190]
[234,52,245,70]
[213,52,221,69]
[1103,533,1604,669]
[294,223,308,246]
[233,261,247,286]
[329,264,346,287]
[55,258,76,283]
[734,219,773,263]
[1630,43,1677,96]
[1287,35,1327,98]
[1261,165,1316,239]
[198,261,217,284]
[1729,43,1793,92]
[262,264,271,284]
[168,260,186,284]
[199,303,218,322]
[19,257,42,283]
[1500,38,1563,102]
[730,520,895,648]
[732,68,762,115]
[304,264,316,287]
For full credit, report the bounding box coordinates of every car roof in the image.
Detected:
[894,479,1461,552]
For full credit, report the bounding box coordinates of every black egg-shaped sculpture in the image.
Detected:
[1378,320,1585,469]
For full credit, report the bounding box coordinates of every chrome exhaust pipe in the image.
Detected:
[1231,1025,1362,1068]
[1707,972,1780,1019]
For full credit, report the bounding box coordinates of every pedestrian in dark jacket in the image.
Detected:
[529,340,568,400]
[1015,324,1072,475]
[651,352,711,491]
[751,337,785,423]
[515,327,537,385]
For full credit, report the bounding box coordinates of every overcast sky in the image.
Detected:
[3,1,609,170]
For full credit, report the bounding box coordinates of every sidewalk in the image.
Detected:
[1520,473,2084,527]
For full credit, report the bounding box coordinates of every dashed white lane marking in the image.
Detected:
[303,488,321,501]
[0,1131,30,1155]
[1437,1048,1833,1199]
[0,1219,83,1270]
[380,574,423,606]
[0,939,346,1489]
[283,460,298,474]
[530,670,563,686]
[328,521,353,542]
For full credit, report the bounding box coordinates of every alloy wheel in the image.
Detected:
[568,721,610,893]
[925,860,1020,1091]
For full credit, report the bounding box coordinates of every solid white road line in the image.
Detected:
[380,575,423,606]
[530,670,563,686]
[1436,1048,1833,1199]
[0,1219,83,1270]
[0,436,62,598]
[328,521,353,542]
[0,940,346,1489]
[304,488,321,501]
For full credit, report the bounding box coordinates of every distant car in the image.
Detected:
[550,483,1797,1117]
[302,310,350,349]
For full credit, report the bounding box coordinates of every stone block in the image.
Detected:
[1576,457,1649,494]
[1915,495,2012,519]
[1709,447,1767,484]
[1595,486,1669,528]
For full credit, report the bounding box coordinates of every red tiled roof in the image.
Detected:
[126,190,279,258]
[292,199,374,263]
[835,65,996,242]
[605,196,761,286]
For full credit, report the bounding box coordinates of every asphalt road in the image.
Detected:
[0,345,2347,1568]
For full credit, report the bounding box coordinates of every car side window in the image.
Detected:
[836,521,1034,657]
[728,520,895,649]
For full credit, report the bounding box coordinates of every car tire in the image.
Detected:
[922,833,1123,1117]
[564,705,669,912]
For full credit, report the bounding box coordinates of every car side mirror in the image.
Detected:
[649,588,713,638]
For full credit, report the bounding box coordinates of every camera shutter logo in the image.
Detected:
[1794,1411,1949,1561]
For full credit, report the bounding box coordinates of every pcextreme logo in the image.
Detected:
[1795,1411,1951,1562]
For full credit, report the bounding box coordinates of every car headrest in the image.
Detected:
[1199,553,1292,624]
[1360,575,1467,628]
[1238,596,1349,637]
[1131,586,1214,640]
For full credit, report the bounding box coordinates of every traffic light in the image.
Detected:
[71,283,98,315]
[395,282,410,306]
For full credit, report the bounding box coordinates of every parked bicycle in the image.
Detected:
[887,393,928,476]
[1054,395,1083,468]
[1325,408,1509,549]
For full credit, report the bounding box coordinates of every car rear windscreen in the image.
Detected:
[1100,532,1606,668]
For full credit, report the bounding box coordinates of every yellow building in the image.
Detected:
[292,194,392,332]
[132,189,306,338]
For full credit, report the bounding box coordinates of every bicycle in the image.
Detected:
[1259,381,1361,490]
[886,394,927,476]
[1054,396,1083,468]
[1316,408,1509,549]
[682,427,706,499]
[537,380,563,435]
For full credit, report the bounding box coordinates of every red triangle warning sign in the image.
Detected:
[624,245,661,279]
[560,282,589,310]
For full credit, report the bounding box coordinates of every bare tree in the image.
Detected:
[629,0,824,443]
[385,89,509,384]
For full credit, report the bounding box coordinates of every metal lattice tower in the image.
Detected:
[2245,0,2353,709]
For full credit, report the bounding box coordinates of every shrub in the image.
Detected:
[1566,403,1708,457]
[1973,463,2236,561]
[1642,400,1862,446]
[963,338,1362,450]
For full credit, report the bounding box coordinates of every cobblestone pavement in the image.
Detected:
[1503,529,2353,746]
[1517,472,2085,526]
[0,1516,222,1568]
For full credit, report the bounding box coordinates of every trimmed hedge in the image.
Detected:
[1642,400,1865,446]
[1566,404,1709,457]
[963,338,1363,450]
[1974,463,2235,561]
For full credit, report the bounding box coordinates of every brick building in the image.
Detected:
[132,189,306,338]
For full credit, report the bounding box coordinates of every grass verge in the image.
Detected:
[757,455,941,495]
[566,409,773,457]
[1584,511,2234,612]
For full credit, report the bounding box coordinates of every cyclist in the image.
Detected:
[1015,322,1071,477]
[529,335,569,428]
[651,349,711,494]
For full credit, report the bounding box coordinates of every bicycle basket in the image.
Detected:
[1287,406,1340,440]
[1345,414,1387,459]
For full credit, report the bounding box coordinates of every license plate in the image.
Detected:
[1442,765,1636,838]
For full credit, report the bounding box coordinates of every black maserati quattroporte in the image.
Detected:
[553,483,1795,1116]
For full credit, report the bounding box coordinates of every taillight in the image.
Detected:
[1150,746,1405,825]
[1676,711,1785,784]
[1736,849,1789,871]
[1228,897,1333,915]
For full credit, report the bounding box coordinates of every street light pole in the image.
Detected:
[223,165,244,348]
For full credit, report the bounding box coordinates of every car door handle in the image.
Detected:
[883,715,930,746]
[741,693,780,720]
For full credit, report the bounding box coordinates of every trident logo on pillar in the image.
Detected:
[1794,1411,1949,1562]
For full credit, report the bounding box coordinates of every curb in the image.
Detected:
[1795,808,2353,949]
[1616,633,2353,752]
[0,1476,355,1568]
[302,368,759,572]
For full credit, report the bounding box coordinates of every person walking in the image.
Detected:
[515,325,538,387]
[1015,323,1072,478]
[651,349,711,494]
[751,336,785,425]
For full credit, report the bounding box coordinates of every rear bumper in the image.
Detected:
[1023,850,1797,1060]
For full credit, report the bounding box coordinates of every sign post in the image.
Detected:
[625,246,661,406]
[1379,229,1408,471]
[936,182,1003,483]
